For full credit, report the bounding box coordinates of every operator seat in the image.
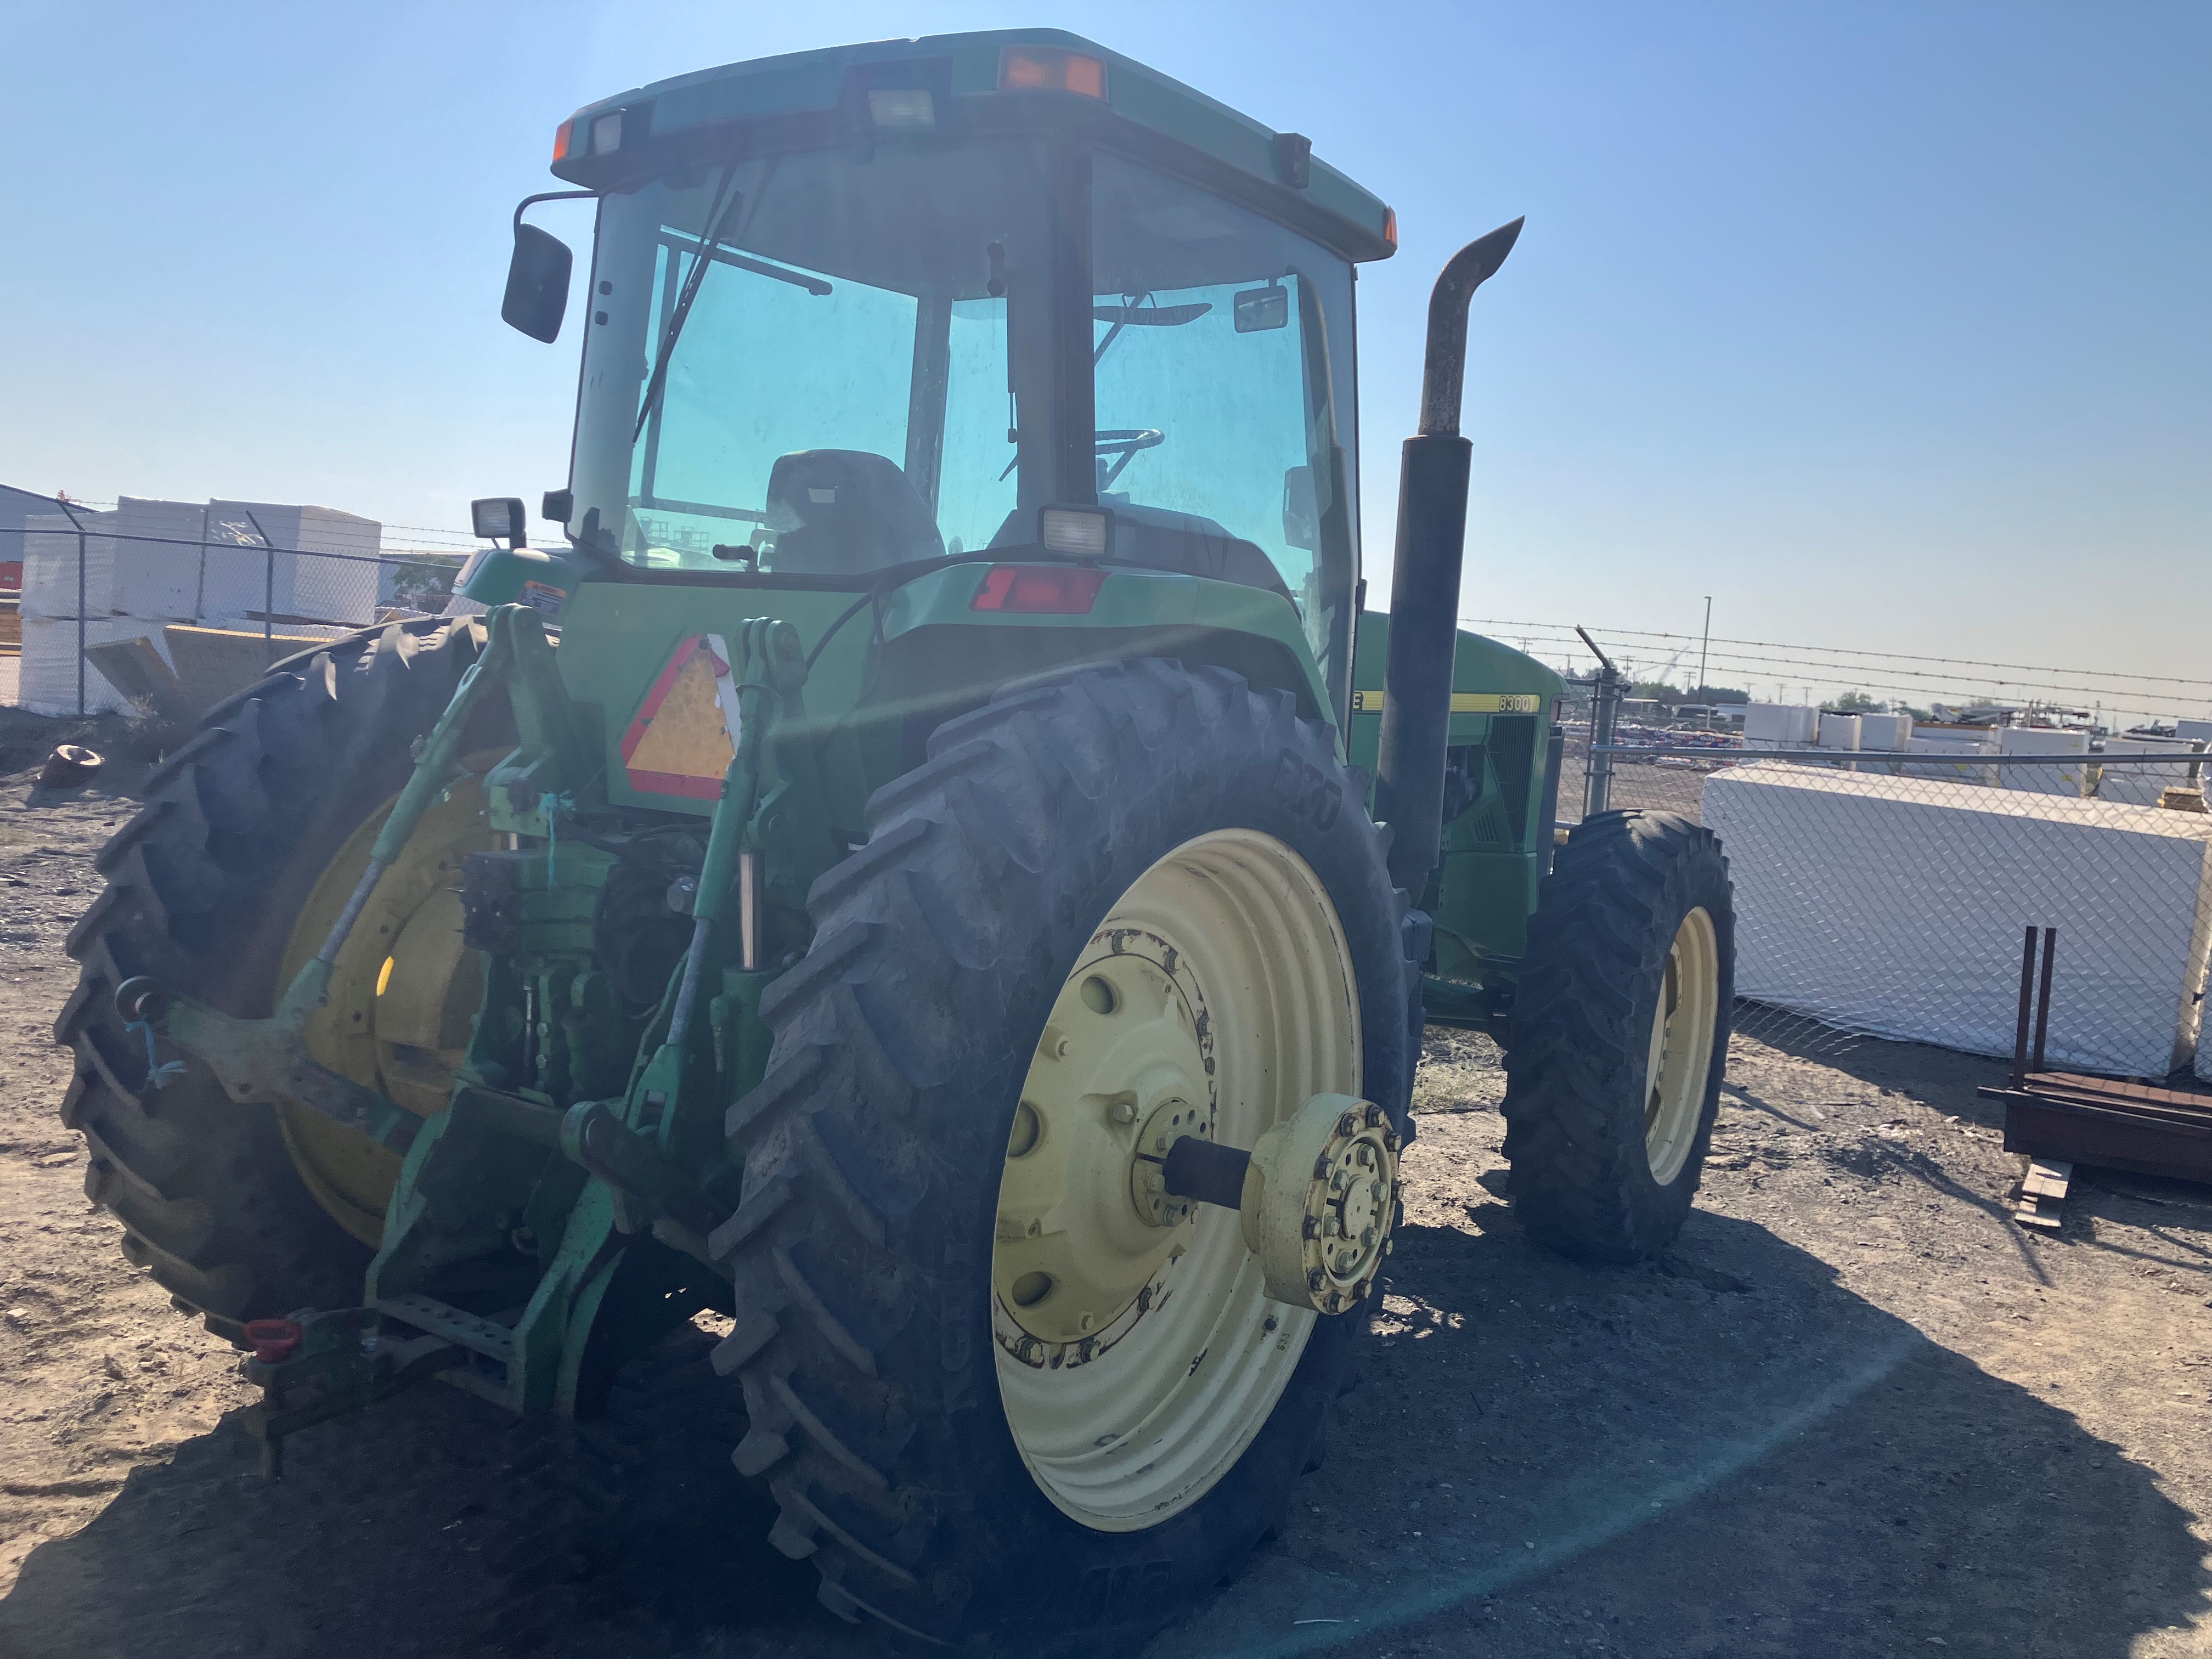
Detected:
[763,450,944,576]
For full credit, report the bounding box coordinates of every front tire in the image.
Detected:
[712,659,1415,1651]
[1500,809,1734,1262]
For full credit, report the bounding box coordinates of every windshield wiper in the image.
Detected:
[633,167,744,444]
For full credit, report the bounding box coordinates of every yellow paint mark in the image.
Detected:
[1348,690,1543,714]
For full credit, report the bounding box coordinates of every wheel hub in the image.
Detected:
[1237,1094,1401,1313]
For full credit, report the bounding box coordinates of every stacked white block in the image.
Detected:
[202,500,381,627]
[1744,703,1817,747]
[111,497,211,621]
[1817,712,1861,751]
[15,617,178,715]
[1856,712,1913,752]
[19,511,119,619]
[1704,760,2212,1077]
[1999,726,2089,797]
[1904,733,1997,785]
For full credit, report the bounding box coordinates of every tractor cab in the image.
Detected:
[499,31,1390,720]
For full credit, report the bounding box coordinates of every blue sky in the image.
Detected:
[2,1,2204,687]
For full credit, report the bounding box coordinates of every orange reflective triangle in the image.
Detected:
[619,634,741,799]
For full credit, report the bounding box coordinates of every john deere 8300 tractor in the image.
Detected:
[58,29,1732,1651]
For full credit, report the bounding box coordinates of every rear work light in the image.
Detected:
[972,565,1108,614]
[999,46,1107,99]
[1039,505,1110,557]
[867,87,936,131]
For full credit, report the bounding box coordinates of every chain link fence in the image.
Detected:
[0,484,468,718]
[1556,664,2212,1080]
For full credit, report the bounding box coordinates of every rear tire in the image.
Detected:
[54,618,493,1338]
[713,658,1416,1652]
[1500,809,1733,1262]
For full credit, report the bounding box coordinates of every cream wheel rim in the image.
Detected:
[992,829,1361,1531]
[1643,905,1719,1186]
[276,759,498,1244]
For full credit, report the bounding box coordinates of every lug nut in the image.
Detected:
[1307,1268,1325,1292]
[1322,1214,1341,1237]
[1301,1215,1319,1240]
[1338,1112,1359,1137]
[1361,1226,1376,1248]
[1017,1337,1043,1364]
[1110,1099,1136,1125]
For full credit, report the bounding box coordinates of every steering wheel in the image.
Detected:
[1095,427,1164,492]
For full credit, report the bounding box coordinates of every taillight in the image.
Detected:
[971,565,1107,614]
[998,46,1107,99]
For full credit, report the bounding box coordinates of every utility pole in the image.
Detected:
[1697,595,1712,730]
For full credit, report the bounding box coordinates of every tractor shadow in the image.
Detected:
[3,1214,2204,1658]
[0,1358,850,1659]
[1158,1207,2211,1658]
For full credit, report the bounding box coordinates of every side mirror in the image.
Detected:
[1281,465,1319,551]
[501,224,573,343]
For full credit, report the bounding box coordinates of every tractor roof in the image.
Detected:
[550,29,1396,263]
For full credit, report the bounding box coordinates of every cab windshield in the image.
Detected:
[570,143,1045,571]
[565,139,1358,653]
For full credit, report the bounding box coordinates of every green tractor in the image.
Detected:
[58,29,1733,1652]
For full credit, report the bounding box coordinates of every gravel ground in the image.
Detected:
[0,721,2206,1658]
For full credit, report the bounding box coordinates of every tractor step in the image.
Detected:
[375,1293,518,1364]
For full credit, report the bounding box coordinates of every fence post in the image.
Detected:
[1576,624,1620,817]
[244,509,277,666]
[49,495,91,716]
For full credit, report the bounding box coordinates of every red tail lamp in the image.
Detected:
[972,565,1107,614]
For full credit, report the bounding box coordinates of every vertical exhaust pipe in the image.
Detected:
[1376,217,1524,895]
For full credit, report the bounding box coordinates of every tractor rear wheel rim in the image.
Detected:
[992,828,1361,1532]
[276,764,496,1243]
[1643,904,1719,1185]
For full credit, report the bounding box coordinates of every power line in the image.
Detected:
[1464,616,2212,691]
[1483,623,2211,713]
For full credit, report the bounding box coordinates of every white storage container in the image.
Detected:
[1704,761,2212,1077]
[1817,712,1861,751]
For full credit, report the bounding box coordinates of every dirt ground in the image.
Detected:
[0,721,2207,1658]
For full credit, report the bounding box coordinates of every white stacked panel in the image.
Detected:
[1744,703,1816,747]
[111,497,210,621]
[1999,725,2089,797]
[19,511,119,619]
[1704,761,2212,1077]
[16,616,177,715]
[205,501,380,626]
[1904,734,1997,785]
[1817,712,1861,751]
[1856,712,1913,752]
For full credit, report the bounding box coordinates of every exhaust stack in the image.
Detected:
[1375,217,1524,895]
